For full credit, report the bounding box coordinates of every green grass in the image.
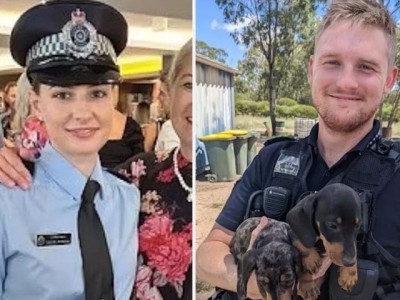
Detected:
[234,115,400,137]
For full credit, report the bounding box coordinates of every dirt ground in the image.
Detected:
[195,141,264,300]
[195,176,238,300]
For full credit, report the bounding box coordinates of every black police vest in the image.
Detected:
[245,136,400,298]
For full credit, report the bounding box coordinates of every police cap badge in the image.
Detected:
[10,0,128,86]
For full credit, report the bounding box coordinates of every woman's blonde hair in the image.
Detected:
[13,71,32,133]
[168,39,192,86]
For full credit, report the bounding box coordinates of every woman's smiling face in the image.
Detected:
[169,54,192,152]
[30,84,115,162]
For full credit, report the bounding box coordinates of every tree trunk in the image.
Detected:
[270,101,276,136]
[268,63,276,136]
[269,70,276,136]
[382,127,392,138]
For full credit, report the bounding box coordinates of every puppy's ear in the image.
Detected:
[237,249,258,300]
[286,193,318,248]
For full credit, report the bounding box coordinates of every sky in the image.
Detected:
[196,0,245,69]
[196,1,400,70]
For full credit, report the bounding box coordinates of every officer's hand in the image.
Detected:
[244,216,268,299]
[0,145,31,189]
[247,271,263,299]
[313,256,332,279]
[247,216,269,250]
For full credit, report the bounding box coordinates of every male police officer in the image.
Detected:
[197,0,400,299]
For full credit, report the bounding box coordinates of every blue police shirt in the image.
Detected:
[0,143,140,299]
[217,120,400,259]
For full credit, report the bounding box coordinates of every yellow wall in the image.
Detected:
[119,57,162,77]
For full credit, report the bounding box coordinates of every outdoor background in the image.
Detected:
[195,0,400,299]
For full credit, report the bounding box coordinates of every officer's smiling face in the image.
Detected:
[308,20,398,133]
[30,84,114,163]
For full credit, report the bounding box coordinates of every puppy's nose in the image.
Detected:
[342,256,356,267]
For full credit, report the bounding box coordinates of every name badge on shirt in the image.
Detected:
[35,233,72,247]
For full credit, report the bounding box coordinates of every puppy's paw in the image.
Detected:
[338,265,358,292]
[298,280,320,300]
[302,250,322,274]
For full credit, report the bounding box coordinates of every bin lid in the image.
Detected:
[222,130,248,136]
[199,133,235,141]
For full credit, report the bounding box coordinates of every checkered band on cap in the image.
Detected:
[26,32,117,66]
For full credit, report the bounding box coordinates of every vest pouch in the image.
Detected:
[329,259,379,300]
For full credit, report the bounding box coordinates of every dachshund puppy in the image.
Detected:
[230,217,301,300]
[287,183,362,300]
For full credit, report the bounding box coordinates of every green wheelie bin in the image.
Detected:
[222,130,250,175]
[199,133,236,182]
[247,131,260,166]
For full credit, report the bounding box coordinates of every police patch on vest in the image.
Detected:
[273,153,300,176]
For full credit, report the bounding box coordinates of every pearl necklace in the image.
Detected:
[173,147,193,202]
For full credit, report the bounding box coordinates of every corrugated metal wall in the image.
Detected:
[195,59,236,174]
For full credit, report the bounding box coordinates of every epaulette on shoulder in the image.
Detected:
[105,168,131,184]
[390,139,400,150]
[263,136,296,147]
[369,138,400,172]
[372,138,400,154]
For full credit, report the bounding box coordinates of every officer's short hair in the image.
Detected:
[10,0,127,86]
[316,0,396,67]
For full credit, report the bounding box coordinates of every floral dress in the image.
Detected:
[117,148,192,300]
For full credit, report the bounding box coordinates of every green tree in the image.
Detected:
[376,1,400,135]
[196,40,228,64]
[234,14,317,105]
[215,0,318,134]
[236,45,268,102]
[278,15,319,103]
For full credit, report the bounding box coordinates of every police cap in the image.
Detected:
[10,0,128,86]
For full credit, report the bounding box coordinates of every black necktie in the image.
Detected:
[78,180,115,300]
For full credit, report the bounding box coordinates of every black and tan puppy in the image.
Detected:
[287,183,361,300]
[230,217,301,300]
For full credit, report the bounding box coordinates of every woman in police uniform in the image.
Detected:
[0,1,139,299]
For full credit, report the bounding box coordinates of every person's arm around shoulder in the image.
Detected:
[0,146,31,189]
[196,223,262,299]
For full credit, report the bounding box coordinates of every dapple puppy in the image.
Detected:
[230,217,300,300]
